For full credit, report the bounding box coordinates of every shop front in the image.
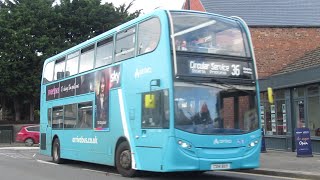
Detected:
[260,66,320,153]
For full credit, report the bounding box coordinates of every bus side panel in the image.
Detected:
[90,89,126,166]
[135,147,162,171]
[40,87,51,156]
[56,90,125,166]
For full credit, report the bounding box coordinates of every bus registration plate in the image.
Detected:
[211,163,231,170]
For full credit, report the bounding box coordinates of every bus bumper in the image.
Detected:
[162,137,260,172]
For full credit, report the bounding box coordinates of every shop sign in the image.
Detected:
[295,128,313,157]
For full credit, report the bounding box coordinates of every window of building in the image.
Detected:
[293,87,304,98]
[79,45,95,73]
[77,102,93,129]
[261,90,287,136]
[115,27,136,62]
[43,61,54,84]
[52,106,63,129]
[54,58,66,80]
[65,51,79,77]
[275,100,286,135]
[307,85,320,136]
[96,37,113,68]
[64,104,77,129]
[138,18,161,55]
[142,89,169,129]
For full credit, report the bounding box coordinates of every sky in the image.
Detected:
[102,0,185,14]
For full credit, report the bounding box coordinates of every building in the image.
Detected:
[183,0,320,153]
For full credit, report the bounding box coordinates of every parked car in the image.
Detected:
[15,125,40,146]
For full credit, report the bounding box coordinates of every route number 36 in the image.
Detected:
[231,64,240,76]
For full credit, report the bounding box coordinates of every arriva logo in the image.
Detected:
[213,138,232,144]
[134,67,152,79]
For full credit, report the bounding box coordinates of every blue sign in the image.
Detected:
[295,128,313,157]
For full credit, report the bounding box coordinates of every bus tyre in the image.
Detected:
[52,138,64,164]
[116,142,136,177]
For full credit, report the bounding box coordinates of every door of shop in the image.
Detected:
[292,99,305,151]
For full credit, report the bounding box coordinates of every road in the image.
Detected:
[0,147,305,180]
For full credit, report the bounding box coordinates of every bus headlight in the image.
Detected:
[248,140,259,147]
[178,140,192,149]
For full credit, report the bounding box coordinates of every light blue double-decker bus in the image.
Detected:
[40,9,261,177]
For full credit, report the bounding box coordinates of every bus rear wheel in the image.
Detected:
[52,138,64,164]
[115,141,136,177]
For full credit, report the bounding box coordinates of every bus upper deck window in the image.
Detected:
[43,61,54,84]
[79,45,95,73]
[54,57,66,80]
[115,27,136,62]
[96,37,113,68]
[138,18,161,55]
[66,51,79,77]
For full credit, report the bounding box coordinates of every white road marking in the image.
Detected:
[36,160,58,166]
[81,168,120,176]
[218,171,307,180]
[0,147,39,150]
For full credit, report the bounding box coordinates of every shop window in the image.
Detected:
[307,85,319,96]
[261,90,287,136]
[275,100,287,135]
[293,87,304,98]
[275,89,285,99]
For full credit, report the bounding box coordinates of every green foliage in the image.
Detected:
[0,0,140,119]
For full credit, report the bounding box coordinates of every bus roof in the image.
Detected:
[43,9,167,65]
[43,9,237,65]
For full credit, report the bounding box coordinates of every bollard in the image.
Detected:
[261,128,267,153]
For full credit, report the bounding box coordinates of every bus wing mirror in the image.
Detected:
[150,79,160,91]
[267,87,274,104]
[144,94,156,109]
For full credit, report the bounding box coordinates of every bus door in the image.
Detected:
[135,89,170,148]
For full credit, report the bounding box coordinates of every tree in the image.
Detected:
[0,0,55,121]
[0,0,140,122]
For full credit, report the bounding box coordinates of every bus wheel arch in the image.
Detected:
[52,136,64,164]
[115,138,136,177]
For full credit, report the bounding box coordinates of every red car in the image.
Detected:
[16,125,40,146]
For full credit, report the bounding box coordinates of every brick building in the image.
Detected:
[183,0,320,152]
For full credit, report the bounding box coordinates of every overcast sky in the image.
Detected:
[102,0,185,14]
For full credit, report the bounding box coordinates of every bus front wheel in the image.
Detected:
[115,141,136,177]
[52,138,64,164]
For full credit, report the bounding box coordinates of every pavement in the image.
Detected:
[240,150,320,180]
[0,143,319,179]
